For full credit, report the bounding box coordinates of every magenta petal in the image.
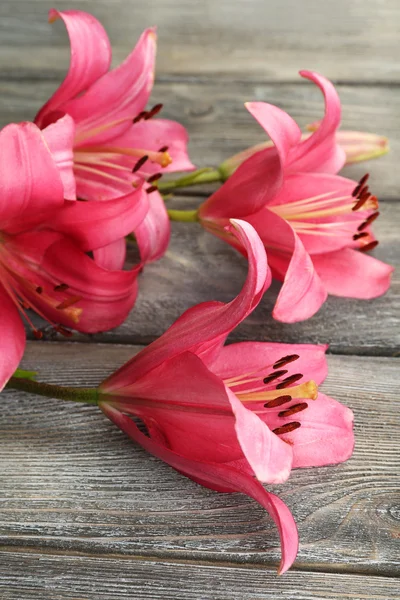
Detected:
[93,239,127,271]
[0,122,64,229]
[0,286,26,391]
[200,103,302,220]
[245,209,327,322]
[102,219,269,387]
[311,247,394,299]
[35,9,112,128]
[135,191,170,263]
[49,188,149,252]
[211,341,329,385]
[112,119,195,174]
[101,403,299,574]
[39,238,139,333]
[42,114,76,200]
[67,28,157,145]
[288,71,345,174]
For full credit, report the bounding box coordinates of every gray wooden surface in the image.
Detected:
[0,1,399,598]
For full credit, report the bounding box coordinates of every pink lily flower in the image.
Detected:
[199,71,393,322]
[35,9,195,267]
[0,121,149,390]
[98,219,354,574]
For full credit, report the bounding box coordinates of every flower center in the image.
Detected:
[269,173,380,250]
[224,353,318,437]
[73,105,172,195]
[0,240,82,339]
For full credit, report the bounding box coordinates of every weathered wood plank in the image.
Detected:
[0,0,399,83]
[0,80,398,197]
[1,343,399,575]
[0,551,398,600]
[27,201,399,354]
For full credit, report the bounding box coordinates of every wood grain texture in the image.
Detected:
[0,552,398,600]
[0,0,399,83]
[1,342,399,576]
[26,201,399,354]
[0,80,398,198]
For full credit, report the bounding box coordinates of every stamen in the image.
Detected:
[353,232,369,241]
[352,194,370,211]
[54,283,69,292]
[132,155,149,173]
[359,240,379,252]
[358,173,370,187]
[352,184,362,197]
[278,402,308,418]
[273,354,300,369]
[147,173,163,183]
[276,373,303,389]
[237,380,318,403]
[133,111,148,124]
[146,185,158,194]
[273,422,301,435]
[144,103,163,119]
[55,325,73,338]
[264,395,292,408]
[56,296,82,310]
[263,370,288,384]
[357,211,380,231]
[33,330,43,340]
[35,286,43,294]
[158,146,169,153]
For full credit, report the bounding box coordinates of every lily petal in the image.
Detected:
[49,188,149,252]
[93,239,127,271]
[0,286,26,391]
[245,209,327,322]
[256,392,354,469]
[102,219,269,388]
[0,122,64,230]
[135,190,170,263]
[68,28,157,145]
[101,402,299,575]
[211,341,329,385]
[288,71,345,174]
[35,9,112,128]
[199,103,301,219]
[42,114,76,200]
[311,247,394,299]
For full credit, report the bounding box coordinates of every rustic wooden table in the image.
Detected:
[1,1,399,598]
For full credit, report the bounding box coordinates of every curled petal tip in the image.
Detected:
[48,8,60,23]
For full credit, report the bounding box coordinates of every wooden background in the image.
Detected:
[0,1,399,598]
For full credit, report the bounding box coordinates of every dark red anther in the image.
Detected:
[264,395,292,408]
[359,240,379,252]
[144,103,163,120]
[133,111,148,124]
[33,330,43,340]
[353,232,369,241]
[263,370,288,384]
[132,155,149,173]
[276,373,303,389]
[147,173,163,183]
[146,185,158,194]
[35,286,43,294]
[278,402,308,418]
[352,193,371,211]
[54,283,69,292]
[352,183,361,197]
[55,326,73,338]
[272,354,300,369]
[158,146,169,153]
[357,211,380,231]
[56,296,82,310]
[358,173,369,187]
[273,421,301,435]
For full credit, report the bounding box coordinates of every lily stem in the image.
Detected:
[6,376,99,405]
[167,209,199,222]
[157,168,223,193]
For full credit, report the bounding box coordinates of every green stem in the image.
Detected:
[158,168,223,193]
[6,376,99,405]
[167,209,199,222]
